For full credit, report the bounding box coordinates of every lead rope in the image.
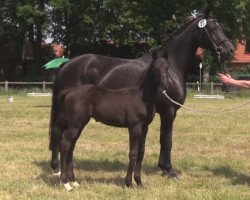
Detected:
[160,88,250,115]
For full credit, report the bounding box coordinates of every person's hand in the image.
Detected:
[225,73,232,79]
[217,73,232,84]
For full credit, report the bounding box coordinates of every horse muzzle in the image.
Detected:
[217,41,235,63]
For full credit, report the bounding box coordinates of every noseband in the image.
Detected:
[199,19,230,62]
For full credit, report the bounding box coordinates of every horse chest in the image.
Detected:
[170,86,186,103]
[167,72,186,103]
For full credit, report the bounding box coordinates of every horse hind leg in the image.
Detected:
[51,148,60,176]
[59,128,74,191]
[50,124,65,176]
[60,118,89,191]
[125,125,142,187]
[66,124,87,189]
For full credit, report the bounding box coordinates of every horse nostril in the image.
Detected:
[229,48,234,55]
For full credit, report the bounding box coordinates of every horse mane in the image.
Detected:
[154,15,202,57]
[165,15,202,43]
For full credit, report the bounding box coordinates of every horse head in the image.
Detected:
[153,57,170,91]
[195,5,235,63]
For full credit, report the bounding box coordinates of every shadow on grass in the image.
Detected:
[33,160,61,188]
[204,165,250,186]
[80,176,125,187]
[34,105,51,108]
[74,158,127,172]
[34,158,160,187]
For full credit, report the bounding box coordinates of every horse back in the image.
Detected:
[57,53,153,91]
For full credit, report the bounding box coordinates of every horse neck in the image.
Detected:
[160,20,200,74]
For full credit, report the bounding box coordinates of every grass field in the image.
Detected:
[0,91,249,200]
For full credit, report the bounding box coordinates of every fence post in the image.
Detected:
[211,82,214,95]
[5,81,8,91]
[43,81,46,92]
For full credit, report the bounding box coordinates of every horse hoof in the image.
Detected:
[53,171,61,177]
[125,184,133,188]
[134,178,143,188]
[137,183,144,188]
[125,181,133,188]
[64,183,73,191]
[162,169,178,180]
[71,181,80,187]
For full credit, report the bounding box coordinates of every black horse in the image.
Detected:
[49,7,234,189]
[54,57,169,191]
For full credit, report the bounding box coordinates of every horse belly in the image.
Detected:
[92,99,127,127]
[91,95,146,128]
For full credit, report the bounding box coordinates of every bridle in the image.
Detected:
[199,19,230,63]
[199,18,231,89]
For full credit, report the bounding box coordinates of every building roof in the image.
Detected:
[231,40,250,63]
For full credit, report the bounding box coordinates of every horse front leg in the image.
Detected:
[125,125,142,187]
[133,125,148,187]
[158,106,178,178]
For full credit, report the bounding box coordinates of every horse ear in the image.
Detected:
[204,3,213,19]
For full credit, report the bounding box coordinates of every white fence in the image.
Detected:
[0,81,224,94]
[0,81,53,92]
[186,82,224,94]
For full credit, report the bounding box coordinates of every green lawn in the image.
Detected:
[0,92,249,200]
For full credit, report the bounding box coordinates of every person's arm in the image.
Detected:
[217,73,250,89]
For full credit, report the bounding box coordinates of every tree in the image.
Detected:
[16,0,49,75]
[48,0,250,53]
[1,0,250,80]
[0,0,26,80]
[202,0,250,39]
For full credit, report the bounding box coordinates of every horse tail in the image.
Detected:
[49,78,71,151]
[49,78,60,151]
